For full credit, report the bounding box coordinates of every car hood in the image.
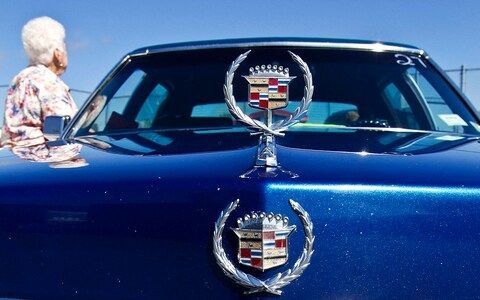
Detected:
[1,129,480,188]
[2,129,480,298]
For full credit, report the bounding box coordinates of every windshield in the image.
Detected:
[71,47,480,137]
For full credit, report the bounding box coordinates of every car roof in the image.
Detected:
[129,37,424,56]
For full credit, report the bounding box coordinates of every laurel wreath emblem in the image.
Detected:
[213,199,315,295]
[223,50,314,137]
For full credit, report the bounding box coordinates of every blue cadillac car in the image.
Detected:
[1,38,480,299]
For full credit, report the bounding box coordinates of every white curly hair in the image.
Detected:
[21,16,66,65]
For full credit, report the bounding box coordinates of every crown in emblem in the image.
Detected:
[236,211,291,230]
[248,64,290,77]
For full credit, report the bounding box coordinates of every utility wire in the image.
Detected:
[3,64,480,94]
[446,67,480,72]
[70,88,91,94]
[0,84,91,94]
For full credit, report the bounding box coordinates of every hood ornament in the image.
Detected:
[213,199,314,295]
[223,51,314,167]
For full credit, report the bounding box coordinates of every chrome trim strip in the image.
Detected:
[130,41,424,56]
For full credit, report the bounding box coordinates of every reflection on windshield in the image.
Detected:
[72,128,478,157]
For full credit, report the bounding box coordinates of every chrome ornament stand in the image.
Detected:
[256,132,277,167]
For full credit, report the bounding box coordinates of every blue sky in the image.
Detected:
[1,0,480,106]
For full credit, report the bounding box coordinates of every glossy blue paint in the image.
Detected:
[268,183,480,196]
[0,129,479,298]
[264,183,480,298]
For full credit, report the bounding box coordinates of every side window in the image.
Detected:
[382,82,420,129]
[190,102,359,127]
[191,103,233,118]
[135,84,169,128]
[406,68,466,133]
[89,70,146,132]
[309,102,358,125]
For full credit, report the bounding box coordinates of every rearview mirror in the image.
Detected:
[43,116,70,141]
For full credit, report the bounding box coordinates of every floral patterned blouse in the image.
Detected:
[1,64,77,146]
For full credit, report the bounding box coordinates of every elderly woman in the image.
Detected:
[1,16,77,147]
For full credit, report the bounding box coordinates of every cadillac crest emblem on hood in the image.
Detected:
[233,211,295,271]
[213,199,315,295]
[223,51,314,167]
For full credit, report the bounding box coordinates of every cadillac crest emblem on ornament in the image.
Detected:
[223,50,314,167]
